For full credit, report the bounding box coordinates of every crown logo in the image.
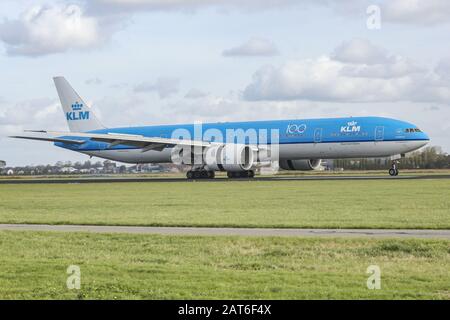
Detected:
[71,102,83,111]
[347,120,357,126]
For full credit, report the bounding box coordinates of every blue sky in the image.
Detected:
[1,0,450,166]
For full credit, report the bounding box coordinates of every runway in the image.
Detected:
[1,174,450,184]
[1,224,449,239]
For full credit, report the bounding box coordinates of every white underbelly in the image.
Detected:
[279,140,428,160]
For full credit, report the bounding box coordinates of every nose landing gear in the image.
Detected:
[388,160,399,176]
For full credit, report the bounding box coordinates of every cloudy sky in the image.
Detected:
[1,0,450,166]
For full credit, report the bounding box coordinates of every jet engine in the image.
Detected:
[204,144,255,172]
[279,159,322,171]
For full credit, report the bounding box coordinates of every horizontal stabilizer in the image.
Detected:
[9,134,85,145]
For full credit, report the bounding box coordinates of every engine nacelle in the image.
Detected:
[279,159,322,171]
[170,145,196,165]
[204,144,255,172]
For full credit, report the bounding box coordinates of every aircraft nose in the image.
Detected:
[421,131,430,142]
[417,131,430,149]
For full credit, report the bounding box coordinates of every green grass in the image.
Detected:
[2,169,450,180]
[1,180,449,229]
[0,231,448,299]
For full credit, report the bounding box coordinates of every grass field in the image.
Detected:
[0,167,450,180]
[0,231,448,299]
[1,169,450,181]
[1,179,449,229]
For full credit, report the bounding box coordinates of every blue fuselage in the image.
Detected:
[56,116,429,154]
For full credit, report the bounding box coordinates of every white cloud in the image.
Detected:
[134,77,180,99]
[320,0,450,26]
[435,58,450,80]
[85,77,103,85]
[89,0,450,26]
[0,97,89,165]
[0,4,105,56]
[223,38,279,57]
[340,55,423,79]
[383,0,450,25]
[89,0,304,12]
[167,95,239,120]
[163,93,324,124]
[243,40,450,103]
[185,89,208,99]
[90,94,147,127]
[332,38,390,65]
[0,98,65,135]
[1,1,447,59]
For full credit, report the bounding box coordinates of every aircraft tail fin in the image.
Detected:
[53,76,105,132]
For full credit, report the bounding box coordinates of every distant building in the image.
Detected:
[60,167,78,173]
[103,160,117,173]
[0,160,5,168]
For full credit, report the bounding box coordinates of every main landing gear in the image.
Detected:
[227,170,255,179]
[186,170,215,179]
[186,169,256,179]
[389,160,400,176]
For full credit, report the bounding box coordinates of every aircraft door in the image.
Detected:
[375,126,384,141]
[314,128,322,143]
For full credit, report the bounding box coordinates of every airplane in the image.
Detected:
[10,77,430,179]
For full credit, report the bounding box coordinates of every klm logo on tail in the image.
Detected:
[66,101,89,121]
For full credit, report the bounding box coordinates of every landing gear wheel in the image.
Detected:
[200,170,209,178]
[227,170,255,179]
[187,170,216,180]
[388,160,400,176]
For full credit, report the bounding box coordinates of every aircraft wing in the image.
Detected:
[10,130,212,152]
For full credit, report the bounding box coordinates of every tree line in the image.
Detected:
[332,146,450,170]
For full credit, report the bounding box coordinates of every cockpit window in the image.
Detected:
[405,128,421,133]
